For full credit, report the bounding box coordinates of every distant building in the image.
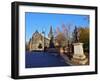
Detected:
[26,26,69,52]
[27,30,50,51]
[48,26,53,39]
[48,26,55,48]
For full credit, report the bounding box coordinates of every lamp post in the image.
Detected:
[42,28,45,52]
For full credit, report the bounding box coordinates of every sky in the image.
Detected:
[25,12,89,42]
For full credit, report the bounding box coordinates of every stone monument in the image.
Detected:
[47,26,58,53]
[71,27,88,65]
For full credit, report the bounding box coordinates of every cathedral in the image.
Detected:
[26,26,54,51]
[27,31,49,51]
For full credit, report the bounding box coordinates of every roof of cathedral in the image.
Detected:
[31,30,50,40]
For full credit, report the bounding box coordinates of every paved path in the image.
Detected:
[26,51,70,68]
[60,54,73,65]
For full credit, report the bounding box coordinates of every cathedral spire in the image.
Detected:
[48,26,53,38]
[48,26,55,48]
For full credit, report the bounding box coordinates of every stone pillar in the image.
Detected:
[71,43,87,65]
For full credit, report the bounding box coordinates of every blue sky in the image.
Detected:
[25,12,89,42]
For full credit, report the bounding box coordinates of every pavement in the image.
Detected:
[60,54,73,65]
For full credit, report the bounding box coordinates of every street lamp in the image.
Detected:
[42,27,45,52]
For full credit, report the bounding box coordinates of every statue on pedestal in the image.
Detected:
[71,26,88,65]
[74,26,80,43]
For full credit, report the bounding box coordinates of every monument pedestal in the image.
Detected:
[71,43,88,65]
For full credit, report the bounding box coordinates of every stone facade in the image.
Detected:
[27,31,50,51]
